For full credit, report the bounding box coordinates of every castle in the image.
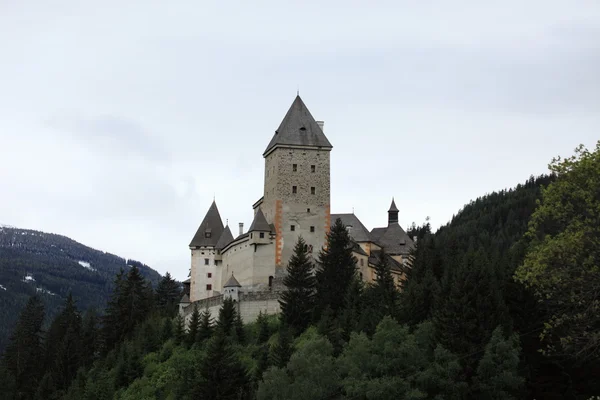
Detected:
[179,95,414,323]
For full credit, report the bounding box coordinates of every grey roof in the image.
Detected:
[249,208,271,232]
[180,293,190,303]
[182,278,190,284]
[224,274,241,288]
[189,201,225,248]
[331,213,373,242]
[388,198,399,212]
[369,250,405,273]
[263,95,333,156]
[370,223,414,255]
[351,241,368,256]
[216,225,234,250]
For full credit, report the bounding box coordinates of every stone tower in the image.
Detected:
[259,95,333,267]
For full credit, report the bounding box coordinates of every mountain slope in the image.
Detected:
[0,226,162,352]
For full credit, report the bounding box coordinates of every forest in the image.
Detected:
[1,142,598,399]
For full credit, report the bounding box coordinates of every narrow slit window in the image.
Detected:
[292,186,297,194]
[311,187,316,195]
[293,164,297,172]
[311,165,315,173]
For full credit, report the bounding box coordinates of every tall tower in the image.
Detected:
[261,95,333,267]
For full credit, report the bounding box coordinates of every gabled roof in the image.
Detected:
[388,198,399,212]
[216,225,234,250]
[224,274,241,288]
[189,201,225,248]
[249,208,271,232]
[331,213,373,243]
[369,250,406,273]
[263,95,333,156]
[370,223,414,255]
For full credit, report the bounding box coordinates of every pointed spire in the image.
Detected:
[263,95,333,156]
[215,225,234,250]
[224,273,241,288]
[388,197,399,225]
[249,208,271,232]
[189,201,225,247]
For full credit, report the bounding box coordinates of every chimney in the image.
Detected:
[316,121,324,132]
[238,223,244,236]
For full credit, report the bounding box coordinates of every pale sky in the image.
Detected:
[1,1,598,280]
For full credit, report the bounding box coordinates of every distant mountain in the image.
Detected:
[0,226,162,352]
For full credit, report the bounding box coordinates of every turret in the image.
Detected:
[223,274,241,302]
[248,208,273,245]
[388,198,399,225]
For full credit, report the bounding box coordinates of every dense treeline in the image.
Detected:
[0,227,161,352]
[1,143,599,399]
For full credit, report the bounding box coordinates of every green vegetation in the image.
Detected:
[1,142,599,399]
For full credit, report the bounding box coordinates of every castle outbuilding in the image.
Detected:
[180,95,414,323]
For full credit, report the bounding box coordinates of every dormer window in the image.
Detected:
[204,229,212,238]
[300,126,306,131]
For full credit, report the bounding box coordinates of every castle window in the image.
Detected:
[291,225,295,231]
[269,276,274,288]
[359,272,363,280]
[311,165,315,173]
[204,258,209,265]
[250,233,253,239]
[292,186,297,194]
[260,232,265,238]
[311,187,316,195]
[293,164,297,172]
[360,259,364,266]
[207,272,212,278]
[206,284,212,291]
[310,226,315,233]
[307,208,310,213]
[205,229,211,238]
[308,244,313,253]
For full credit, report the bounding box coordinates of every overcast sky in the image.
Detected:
[1,1,598,280]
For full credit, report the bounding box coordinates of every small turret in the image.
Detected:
[248,208,272,245]
[223,273,241,302]
[388,198,399,225]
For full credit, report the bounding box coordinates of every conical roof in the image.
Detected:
[224,274,241,288]
[189,201,225,247]
[215,225,234,250]
[263,95,332,156]
[248,208,271,232]
[388,198,399,212]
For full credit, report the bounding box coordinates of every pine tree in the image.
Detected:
[2,295,45,399]
[186,305,200,347]
[81,309,99,368]
[256,311,270,344]
[155,272,182,315]
[217,297,237,336]
[160,316,173,342]
[270,325,293,368]
[194,333,250,399]
[234,312,246,344]
[315,218,358,320]
[279,236,316,334]
[370,249,398,319]
[173,314,185,345]
[197,309,214,343]
[473,327,524,399]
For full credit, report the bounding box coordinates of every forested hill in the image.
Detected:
[0,226,162,352]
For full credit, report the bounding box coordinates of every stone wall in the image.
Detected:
[190,246,219,302]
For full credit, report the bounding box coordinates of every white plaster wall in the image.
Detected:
[221,238,277,288]
[190,247,218,302]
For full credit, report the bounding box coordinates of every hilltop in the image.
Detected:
[0,226,162,352]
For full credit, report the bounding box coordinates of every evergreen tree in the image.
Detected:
[155,272,182,315]
[160,316,173,343]
[270,325,293,368]
[44,293,83,396]
[256,311,270,344]
[194,334,250,399]
[234,312,246,344]
[186,305,200,347]
[217,297,237,336]
[315,218,358,320]
[197,309,214,343]
[279,236,316,334]
[173,314,185,345]
[473,327,524,399]
[370,249,398,319]
[81,309,99,368]
[433,246,509,378]
[2,295,45,399]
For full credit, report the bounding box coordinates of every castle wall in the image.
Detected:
[221,237,276,289]
[263,147,331,267]
[190,247,218,302]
